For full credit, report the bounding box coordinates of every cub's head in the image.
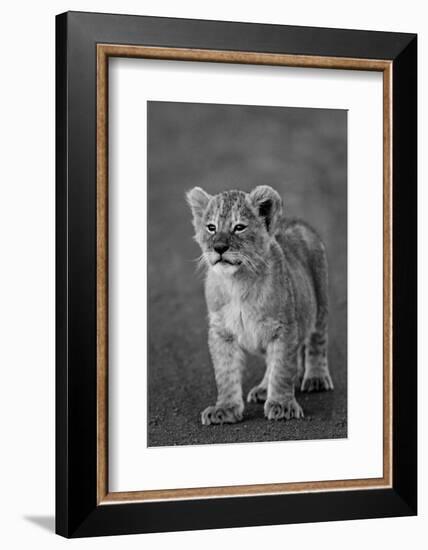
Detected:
[186,186,282,277]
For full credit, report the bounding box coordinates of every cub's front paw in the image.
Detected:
[264,398,304,421]
[301,373,334,392]
[201,403,244,425]
[247,385,267,403]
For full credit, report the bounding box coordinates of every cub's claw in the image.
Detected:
[247,385,267,403]
[301,373,334,392]
[264,398,304,421]
[201,403,243,425]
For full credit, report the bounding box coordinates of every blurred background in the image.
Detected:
[147,101,347,446]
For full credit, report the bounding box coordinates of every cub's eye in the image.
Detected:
[206,224,216,234]
[233,224,247,233]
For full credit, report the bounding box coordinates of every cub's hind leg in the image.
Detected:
[247,363,270,403]
[301,243,334,392]
[301,329,333,392]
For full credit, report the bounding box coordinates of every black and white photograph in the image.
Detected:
[0,0,420,546]
[147,101,347,447]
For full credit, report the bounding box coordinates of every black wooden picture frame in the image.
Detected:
[56,11,417,538]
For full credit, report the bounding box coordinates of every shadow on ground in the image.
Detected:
[147,102,347,446]
[24,516,55,533]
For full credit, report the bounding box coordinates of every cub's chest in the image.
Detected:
[220,297,264,354]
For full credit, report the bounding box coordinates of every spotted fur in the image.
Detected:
[186,185,333,425]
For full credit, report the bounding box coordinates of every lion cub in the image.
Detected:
[186,185,333,425]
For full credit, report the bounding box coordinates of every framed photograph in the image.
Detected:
[56,11,417,538]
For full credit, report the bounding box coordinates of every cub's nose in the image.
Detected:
[213,242,229,255]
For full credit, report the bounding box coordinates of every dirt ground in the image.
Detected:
[147,101,347,446]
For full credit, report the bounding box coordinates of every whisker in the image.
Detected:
[194,252,209,273]
[241,254,257,274]
[192,253,205,264]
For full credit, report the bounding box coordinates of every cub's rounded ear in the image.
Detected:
[186,187,212,229]
[249,185,283,234]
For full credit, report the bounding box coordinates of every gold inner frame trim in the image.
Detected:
[96,44,393,505]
